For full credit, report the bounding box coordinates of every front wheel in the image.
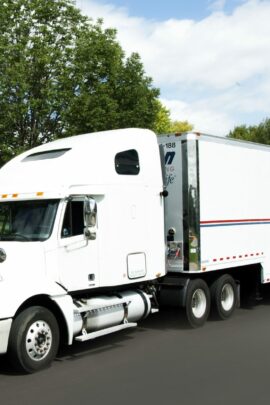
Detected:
[185,279,210,328]
[8,306,59,373]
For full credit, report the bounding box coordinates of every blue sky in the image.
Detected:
[93,0,243,21]
[95,0,212,20]
[77,0,270,135]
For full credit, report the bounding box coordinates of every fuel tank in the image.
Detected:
[73,290,151,335]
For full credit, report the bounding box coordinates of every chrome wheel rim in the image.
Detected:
[191,288,207,318]
[221,283,234,311]
[25,320,52,361]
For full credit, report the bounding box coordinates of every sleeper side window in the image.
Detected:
[115,149,140,175]
[61,201,84,238]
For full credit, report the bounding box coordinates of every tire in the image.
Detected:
[185,279,210,328]
[210,274,237,320]
[8,306,59,373]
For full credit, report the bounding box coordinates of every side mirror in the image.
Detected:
[84,197,97,240]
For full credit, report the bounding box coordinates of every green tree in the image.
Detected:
[0,0,159,165]
[0,0,85,164]
[228,124,258,142]
[152,100,171,134]
[169,120,193,133]
[256,118,270,144]
[228,118,270,145]
[66,50,159,134]
[153,101,194,134]
[115,53,159,129]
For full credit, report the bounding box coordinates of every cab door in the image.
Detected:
[58,197,99,291]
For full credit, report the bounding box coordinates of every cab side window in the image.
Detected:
[61,201,84,238]
[115,149,140,175]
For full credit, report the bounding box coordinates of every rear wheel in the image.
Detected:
[211,274,237,320]
[8,306,59,373]
[185,279,210,328]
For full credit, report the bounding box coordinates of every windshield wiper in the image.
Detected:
[0,233,31,241]
[12,233,31,241]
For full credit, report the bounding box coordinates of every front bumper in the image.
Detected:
[0,318,12,354]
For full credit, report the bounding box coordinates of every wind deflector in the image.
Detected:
[22,148,71,162]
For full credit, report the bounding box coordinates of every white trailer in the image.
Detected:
[158,133,270,326]
[0,128,268,372]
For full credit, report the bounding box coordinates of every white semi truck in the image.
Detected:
[0,128,269,372]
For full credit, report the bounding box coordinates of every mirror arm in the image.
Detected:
[84,227,96,240]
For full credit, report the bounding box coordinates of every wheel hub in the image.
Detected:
[25,320,52,361]
[221,283,234,311]
[191,288,207,318]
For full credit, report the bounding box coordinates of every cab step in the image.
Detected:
[75,322,137,342]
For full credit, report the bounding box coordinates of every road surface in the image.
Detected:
[1,289,270,405]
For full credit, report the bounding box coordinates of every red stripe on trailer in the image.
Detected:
[211,251,264,264]
[201,218,270,224]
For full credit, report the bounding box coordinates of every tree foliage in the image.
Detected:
[0,0,159,165]
[228,118,270,145]
[153,100,193,134]
[169,120,193,133]
[153,101,171,134]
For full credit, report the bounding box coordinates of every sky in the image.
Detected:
[76,0,270,136]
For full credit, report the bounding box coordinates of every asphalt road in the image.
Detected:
[2,290,270,405]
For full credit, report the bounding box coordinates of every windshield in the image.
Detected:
[0,199,59,241]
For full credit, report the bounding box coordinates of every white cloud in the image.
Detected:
[77,0,270,135]
[161,97,234,136]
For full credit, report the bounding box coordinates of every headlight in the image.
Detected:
[0,248,7,263]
